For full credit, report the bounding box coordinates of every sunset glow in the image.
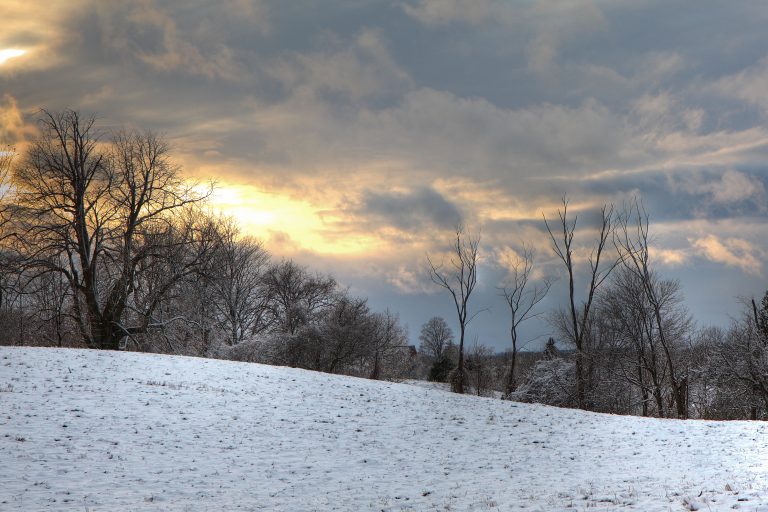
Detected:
[0,48,25,65]
[210,184,381,256]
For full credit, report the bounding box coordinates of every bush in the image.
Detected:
[510,357,576,407]
[428,355,455,383]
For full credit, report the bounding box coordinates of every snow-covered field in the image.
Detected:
[2,348,768,511]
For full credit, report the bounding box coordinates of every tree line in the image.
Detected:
[0,110,415,381]
[422,201,768,421]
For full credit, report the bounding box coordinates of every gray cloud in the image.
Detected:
[359,186,463,231]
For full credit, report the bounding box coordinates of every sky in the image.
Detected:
[1,0,768,351]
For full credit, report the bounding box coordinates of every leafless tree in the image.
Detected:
[368,309,411,380]
[106,206,216,354]
[207,218,271,346]
[0,147,19,343]
[615,200,691,418]
[25,261,75,347]
[704,295,768,420]
[12,110,210,350]
[465,339,496,396]
[597,267,665,416]
[500,245,551,396]
[318,295,374,374]
[428,226,480,394]
[418,316,454,360]
[544,198,618,409]
[263,259,337,335]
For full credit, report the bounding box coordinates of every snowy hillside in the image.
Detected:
[2,348,768,511]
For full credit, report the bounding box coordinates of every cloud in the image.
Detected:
[0,95,36,147]
[358,90,633,181]
[525,1,607,74]
[402,0,607,75]
[0,0,89,72]
[648,247,688,267]
[268,29,411,101]
[93,0,269,80]
[401,0,499,26]
[692,235,763,276]
[386,265,436,295]
[357,186,463,231]
[709,55,768,114]
[637,52,686,84]
[697,169,766,205]
[659,169,768,219]
[493,246,549,284]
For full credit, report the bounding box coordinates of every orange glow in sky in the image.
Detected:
[0,49,25,65]
[208,183,380,256]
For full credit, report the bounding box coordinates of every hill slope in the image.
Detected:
[1,348,767,511]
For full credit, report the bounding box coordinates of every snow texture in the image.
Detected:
[2,347,768,511]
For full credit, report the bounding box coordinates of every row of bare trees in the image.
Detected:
[0,109,415,381]
[426,200,768,420]
[536,199,693,417]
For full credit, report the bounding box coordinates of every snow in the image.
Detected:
[2,348,768,511]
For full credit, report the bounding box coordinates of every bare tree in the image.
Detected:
[368,309,410,380]
[615,200,691,418]
[316,294,374,374]
[544,198,618,409]
[418,316,454,360]
[597,266,692,417]
[465,339,495,396]
[597,267,666,416]
[500,245,550,396]
[12,110,210,350]
[124,208,221,353]
[207,218,270,346]
[0,147,19,342]
[428,226,480,394]
[705,295,768,420]
[25,262,75,347]
[262,259,337,335]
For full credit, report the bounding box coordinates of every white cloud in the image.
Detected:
[648,247,688,267]
[710,55,768,114]
[705,170,765,204]
[670,169,767,209]
[692,234,763,276]
[386,265,436,295]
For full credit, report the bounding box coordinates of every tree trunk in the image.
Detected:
[636,356,649,417]
[674,378,688,419]
[575,348,585,408]
[454,325,465,394]
[370,349,381,380]
[504,348,517,396]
